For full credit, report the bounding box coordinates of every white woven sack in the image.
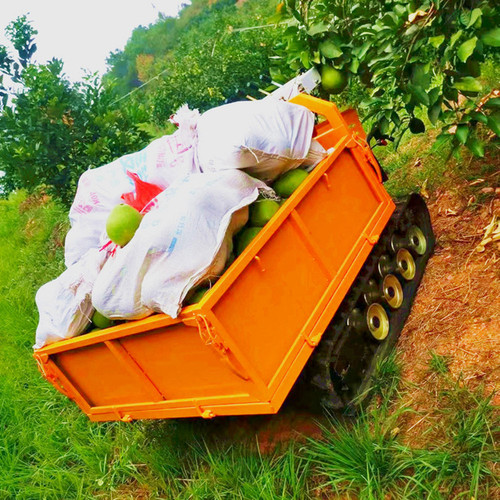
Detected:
[92,170,267,320]
[196,99,315,182]
[64,108,200,267]
[34,248,107,349]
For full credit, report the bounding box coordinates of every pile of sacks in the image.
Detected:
[34,97,327,349]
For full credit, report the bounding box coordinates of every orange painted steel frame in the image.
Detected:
[34,94,395,422]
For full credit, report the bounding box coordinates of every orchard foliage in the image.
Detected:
[105,0,280,122]
[275,0,500,153]
[0,17,150,204]
[151,2,277,121]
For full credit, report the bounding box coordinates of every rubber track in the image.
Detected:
[292,194,435,412]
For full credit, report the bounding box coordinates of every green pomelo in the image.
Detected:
[91,310,115,329]
[249,199,280,227]
[321,66,348,95]
[235,227,261,255]
[273,169,309,198]
[106,204,143,247]
[185,287,209,306]
[409,117,425,134]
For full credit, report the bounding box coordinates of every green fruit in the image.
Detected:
[249,199,280,227]
[185,287,209,305]
[409,117,425,134]
[106,204,143,247]
[321,66,348,95]
[91,310,115,329]
[235,227,261,255]
[273,169,309,198]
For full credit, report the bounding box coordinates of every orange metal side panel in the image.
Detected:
[211,217,329,385]
[34,95,395,422]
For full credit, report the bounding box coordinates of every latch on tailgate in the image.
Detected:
[34,353,77,401]
[349,133,385,183]
[185,314,250,381]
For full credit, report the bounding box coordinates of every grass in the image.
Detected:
[1,118,499,499]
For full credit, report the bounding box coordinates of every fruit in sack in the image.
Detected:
[106,204,143,247]
[185,287,210,306]
[273,169,309,198]
[235,227,261,255]
[321,66,348,95]
[91,310,115,329]
[249,199,280,227]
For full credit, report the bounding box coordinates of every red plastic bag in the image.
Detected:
[121,171,164,213]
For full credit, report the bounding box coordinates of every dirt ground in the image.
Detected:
[179,179,500,455]
[253,179,500,452]
[396,181,500,444]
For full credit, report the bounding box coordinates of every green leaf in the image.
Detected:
[459,11,471,27]
[467,8,482,28]
[319,40,342,59]
[484,97,500,109]
[431,132,453,152]
[428,87,441,105]
[455,124,469,144]
[411,64,431,89]
[466,137,484,157]
[307,22,329,36]
[428,102,441,125]
[469,111,488,124]
[449,30,463,48]
[457,37,477,63]
[453,77,482,93]
[429,35,445,48]
[487,113,500,137]
[291,9,303,22]
[352,42,370,60]
[443,85,459,102]
[300,50,311,69]
[408,84,430,106]
[481,28,500,47]
[349,58,360,74]
[391,111,401,127]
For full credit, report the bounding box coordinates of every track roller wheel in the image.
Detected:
[378,254,396,277]
[292,193,435,413]
[366,303,390,340]
[396,248,416,280]
[382,274,404,309]
[363,279,381,305]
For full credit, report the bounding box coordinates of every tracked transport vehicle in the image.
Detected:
[34,77,434,422]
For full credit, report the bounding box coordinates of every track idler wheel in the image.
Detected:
[391,224,428,256]
[407,225,427,255]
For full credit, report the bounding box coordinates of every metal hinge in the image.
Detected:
[194,315,250,381]
[349,132,384,183]
[34,354,77,400]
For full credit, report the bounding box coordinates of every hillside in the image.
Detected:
[0,129,498,498]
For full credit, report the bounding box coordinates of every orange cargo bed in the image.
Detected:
[34,94,395,422]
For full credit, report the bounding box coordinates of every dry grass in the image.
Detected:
[397,181,500,447]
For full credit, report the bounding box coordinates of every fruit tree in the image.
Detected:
[272,0,499,154]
